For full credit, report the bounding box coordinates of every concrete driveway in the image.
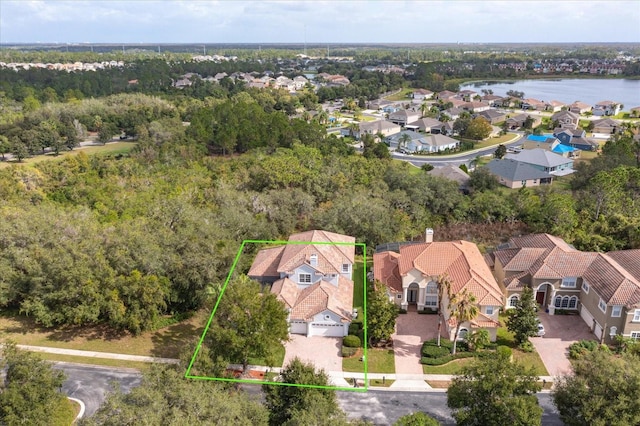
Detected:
[282,335,342,374]
[392,312,441,375]
[530,311,595,377]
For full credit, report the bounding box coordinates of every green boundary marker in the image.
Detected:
[185,239,368,392]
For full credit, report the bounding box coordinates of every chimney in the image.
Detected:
[425,228,434,243]
[310,253,318,266]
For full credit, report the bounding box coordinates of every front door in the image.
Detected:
[407,289,417,304]
[536,291,545,305]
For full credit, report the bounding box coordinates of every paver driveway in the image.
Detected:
[392,312,441,374]
[283,335,342,373]
[530,311,595,377]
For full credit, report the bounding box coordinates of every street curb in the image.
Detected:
[68,397,85,422]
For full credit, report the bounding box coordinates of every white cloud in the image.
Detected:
[1,0,638,43]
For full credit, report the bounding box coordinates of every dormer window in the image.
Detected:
[342,264,350,273]
[561,277,577,288]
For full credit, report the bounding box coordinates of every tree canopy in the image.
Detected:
[205,275,290,373]
[447,355,542,426]
[552,350,640,426]
[368,281,399,345]
[506,286,539,345]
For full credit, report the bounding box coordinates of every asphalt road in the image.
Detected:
[56,364,563,425]
[54,362,142,417]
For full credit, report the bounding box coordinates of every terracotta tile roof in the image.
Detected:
[504,271,529,290]
[483,253,494,268]
[278,230,355,275]
[247,245,285,277]
[499,248,548,271]
[509,233,575,251]
[373,251,402,292]
[271,277,299,309]
[448,313,500,328]
[286,278,353,321]
[583,254,640,307]
[382,241,503,307]
[608,250,640,282]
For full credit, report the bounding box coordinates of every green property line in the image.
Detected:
[185,239,368,392]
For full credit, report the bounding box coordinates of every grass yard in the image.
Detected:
[247,343,286,368]
[38,353,153,371]
[422,357,474,374]
[384,88,414,101]
[342,348,395,374]
[369,378,394,387]
[51,395,77,426]
[0,142,136,169]
[426,380,451,389]
[0,309,207,359]
[496,317,549,376]
[392,159,423,175]
[352,259,368,323]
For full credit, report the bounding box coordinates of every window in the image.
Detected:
[397,294,402,299]
[554,296,562,308]
[582,280,590,294]
[612,305,622,317]
[633,309,640,322]
[342,264,350,273]
[509,295,519,307]
[324,314,331,320]
[426,282,438,294]
[299,273,312,284]
[486,306,494,315]
[609,326,617,337]
[425,296,438,307]
[521,180,527,186]
[568,297,577,309]
[533,179,538,184]
[561,297,569,308]
[458,328,468,340]
[631,332,640,341]
[598,299,607,313]
[562,277,577,288]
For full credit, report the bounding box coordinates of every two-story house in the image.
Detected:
[490,233,640,343]
[388,109,421,127]
[551,110,579,130]
[593,100,621,116]
[248,230,356,337]
[374,230,504,341]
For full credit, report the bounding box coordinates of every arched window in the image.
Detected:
[568,296,578,309]
[561,296,570,308]
[425,281,438,307]
[554,296,562,308]
[458,328,469,340]
[509,295,519,307]
[610,326,617,336]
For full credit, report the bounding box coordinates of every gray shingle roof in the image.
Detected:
[505,148,572,168]
[486,159,553,181]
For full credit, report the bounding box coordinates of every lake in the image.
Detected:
[460,79,640,109]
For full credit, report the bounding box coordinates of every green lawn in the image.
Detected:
[343,348,395,374]
[0,142,136,169]
[352,260,367,323]
[384,88,414,101]
[247,343,286,368]
[369,378,394,387]
[51,395,77,426]
[496,317,549,376]
[422,358,474,374]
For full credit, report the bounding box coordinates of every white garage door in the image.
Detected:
[310,323,344,337]
[290,321,307,335]
[580,305,594,330]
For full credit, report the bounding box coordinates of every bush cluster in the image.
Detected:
[343,335,361,348]
[496,345,513,359]
[341,347,358,357]
[568,339,608,360]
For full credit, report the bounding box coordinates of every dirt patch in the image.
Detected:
[426,380,450,388]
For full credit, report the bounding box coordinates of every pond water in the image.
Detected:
[460,79,640,109]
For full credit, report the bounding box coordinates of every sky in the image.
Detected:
[1,0,639,44]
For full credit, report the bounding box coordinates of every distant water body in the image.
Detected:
[460,79,640,109]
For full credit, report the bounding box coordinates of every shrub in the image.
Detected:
[421,345,450,359]
[568,339,603,360]
[398,308,407,314]
[496,345,513,360]
[519,341,535,353]
[341,347,357,357]
[343,335,361,348]
[348,322,362,335]
[418,308,439,315]
[466,329,490,352]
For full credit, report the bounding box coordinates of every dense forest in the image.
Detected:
[0,89,638,334]
[0,50,639,335]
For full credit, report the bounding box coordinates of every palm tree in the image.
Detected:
[398,132,412,152]
[316,109,329,126]
[348,122,359,138]
[450,289,478,355]
[436,274,452,347]
[420,101,429,118]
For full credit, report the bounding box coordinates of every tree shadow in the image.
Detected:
[150,321,202,359]
[2,314,130,343]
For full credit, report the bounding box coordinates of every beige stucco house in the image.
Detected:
[490,233,640,343]
[374,230,504,341]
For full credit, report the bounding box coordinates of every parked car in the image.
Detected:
[536,322,545,337]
